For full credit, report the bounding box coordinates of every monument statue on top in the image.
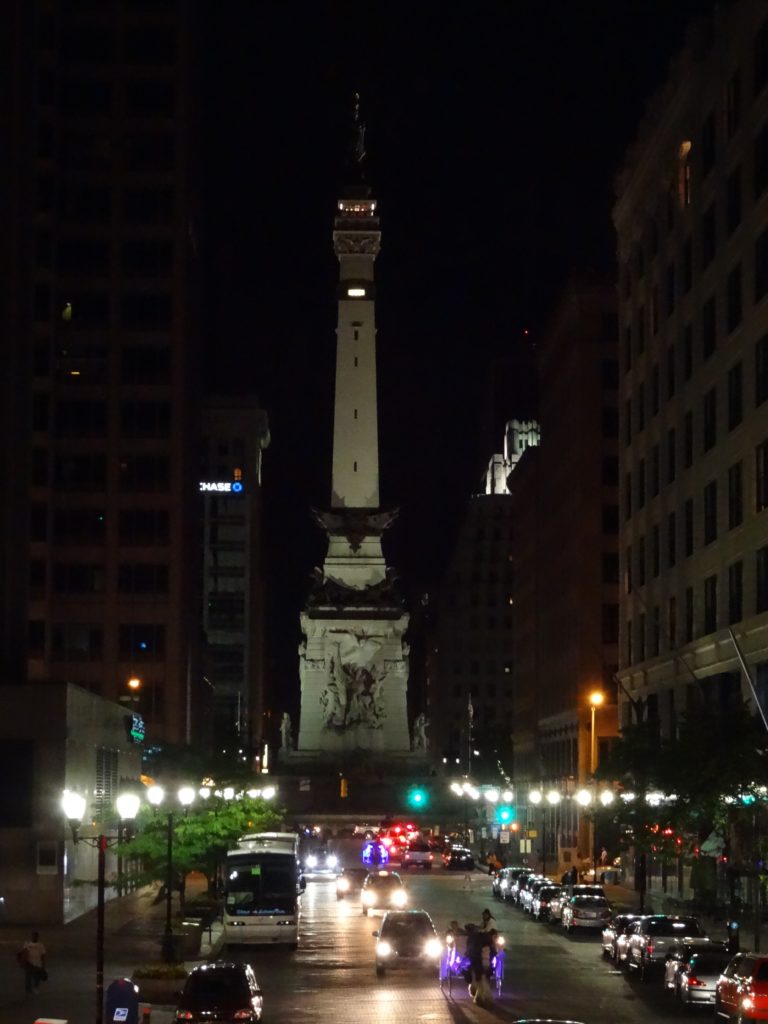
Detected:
[295,98,412,758]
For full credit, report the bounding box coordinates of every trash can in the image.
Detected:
[178,920,202,957]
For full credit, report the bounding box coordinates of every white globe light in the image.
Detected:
[575,789,592,807]
[450,782,463,796]
[246,788,260,799]
[529,789,542,805]
[262,786,276,800]
[115,792,141,821]
[484,789,499,803]
[61,790,87,823]
[546,790,561,806]
[147,785,165,806]
[223,786,235,800]
[599,790,615,807]
[177,786,195,807]
[501,789,513,803]
[199,787,211,799]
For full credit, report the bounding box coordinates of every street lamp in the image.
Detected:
[589,691,605,877]
[62,788,139,1024]
[146,784,196,961]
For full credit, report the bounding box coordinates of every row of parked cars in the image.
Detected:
[492,866,611,932]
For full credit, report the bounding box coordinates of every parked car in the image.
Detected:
[548,887,568,922]
[564,883,605,900]
[532,885,562,922]
[675,949,732,1006]
[372,910,441,977]
[516,873,545,908]
[175,962,263,1023]
[361,871,408,916]
[663,937,726,991]
[335,867,368,900]
[626,915,706,981]
[602,913,642,961]
[523,878,554,914]
[561,894,612,933]
[443,848,475,871]
[492,866,515,899]
[402,841,434,870]
[716,952,768,1020]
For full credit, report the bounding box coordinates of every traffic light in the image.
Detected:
[496,804,516,825]
[340,777,348,798]
[406,786,428,809]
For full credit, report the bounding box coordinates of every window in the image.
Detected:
[667,511,677,568]
[624,399,632,446]
[702,295,717,359]
[757,334,768,406]
[667,428,676,483]
[757,546,768,613]
[125,80,175,117]
[122,345,171,384]
[651,605,661,657]
[701,204,716,267]
[118,623,165,659]
[665,264,675,317]
[55,400,107,437]
[682,237,692,293]
[123,187,173,224]
[637,613,646,661]
[637,536,646,587]
[729,462,744,529]
[118,563,169,594]
[651,364,660,416]
[637,306,645,354]
[122,238,174,278]
[678,141,693,207]
[52,623,103,660]
[119,455,169,492]
[683,323,693,380]
[684,410,693,467]
[602,604,619,644]
[668,596,677,648]
[54,508,106,544]
[727,167,742,235]
[704,480,718,544]
[601,407,618,438]
[57,238,110,276]
[756,19,768,95]
[602,553,619,583]
[636,382,645,432]
[602,505,618,534]
[651,286,659,335]
[637,459,645,510]
[704,575,718,634]
[53,563,104,594]
[120,401,171,438]
[626,620,633,665]
[755,121,768,199]
[757,440,768,511]
[624,325,632,371]
[601,359,618,389]
[684,498,694,556]
[625,544,633,593]
[602,455,618,484]
[121,292,172,331]
[684,586,694,642]
[756,229,768,303]
[54,454,106,492]
[651,523,660,577]
[700,110,716,176]
[650,445,660,497]
[119,509,169,546]
[666,344,676,398]
[728,362,743,430]
[729,561,744,624]
[95,747,118,824]
[703,388,717,452]
[727,264,743,332]
[726,69,741,138]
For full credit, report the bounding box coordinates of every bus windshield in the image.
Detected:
[226,854,297,916]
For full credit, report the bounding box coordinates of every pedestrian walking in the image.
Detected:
[17,930,47,995]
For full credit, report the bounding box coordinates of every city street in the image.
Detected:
[0,870,720,1024]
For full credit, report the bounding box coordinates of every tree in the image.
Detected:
[122,795,282,907]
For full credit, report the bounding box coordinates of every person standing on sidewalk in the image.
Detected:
[18,930,47,995]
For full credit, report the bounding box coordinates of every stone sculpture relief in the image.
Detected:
[318,636,388,732]
[413,712,428,752]
[280,712,294,751]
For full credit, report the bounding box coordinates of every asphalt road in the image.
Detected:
[0,870,704,1024]
[223,870,695,1024]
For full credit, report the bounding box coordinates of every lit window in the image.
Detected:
[347,287,366,298]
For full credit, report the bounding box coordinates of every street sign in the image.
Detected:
[527,829,538,838]
[480,827,487,839]
[520,839,532,853]
[499,831,510,844]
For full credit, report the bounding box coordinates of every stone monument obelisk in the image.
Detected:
[295,102,411,758]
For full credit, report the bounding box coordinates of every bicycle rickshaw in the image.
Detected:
[439,930,505,997]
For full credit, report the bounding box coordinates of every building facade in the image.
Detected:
[0,3,202,742]
[200,397,270,755]
[615,1,768,733]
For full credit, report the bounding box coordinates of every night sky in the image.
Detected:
[199,1,718,710]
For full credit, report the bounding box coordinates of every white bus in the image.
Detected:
[223,832,304,947]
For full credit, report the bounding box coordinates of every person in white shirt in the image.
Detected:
[20,931,47,994]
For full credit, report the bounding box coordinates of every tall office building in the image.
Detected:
[0,3,201,742]
[200,397,270,754]
[615,1,768,734]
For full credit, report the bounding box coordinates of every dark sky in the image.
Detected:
[199,1,718,708]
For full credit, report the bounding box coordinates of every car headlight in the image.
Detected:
[390,889,408,907]
[337,877,350,892]
[377,941,393,958]
[363,891,376,905]
[424,938,442,958]
[326,854,338,869]
[306,854,318,868]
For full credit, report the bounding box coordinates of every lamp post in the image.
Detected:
[146,784,196,961]
[62,789,140,1024]
[589,691,605,876]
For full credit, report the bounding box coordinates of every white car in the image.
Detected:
[401,842,434,870]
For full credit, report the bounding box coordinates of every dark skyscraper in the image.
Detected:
[0,2,202,742]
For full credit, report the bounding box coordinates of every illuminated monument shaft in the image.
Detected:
[295,127,412,758]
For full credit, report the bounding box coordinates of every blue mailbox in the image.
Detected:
[105,978,140,1024]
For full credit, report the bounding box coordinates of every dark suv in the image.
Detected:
[175,962,263,1023]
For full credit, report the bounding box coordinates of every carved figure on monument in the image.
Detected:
[319,636,388,733]
[413,713,428,752]
[280,712,294,751]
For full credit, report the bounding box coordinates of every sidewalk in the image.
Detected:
[604,882,738,946]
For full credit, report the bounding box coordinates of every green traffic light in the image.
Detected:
[407,787,428,808]
[496,804,515,824]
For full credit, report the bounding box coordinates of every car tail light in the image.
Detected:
[687,975,705,987]
[233,1011,253,1020]
[175,1014,193,1021]
[646,944,654,955]
[428,853,433,859]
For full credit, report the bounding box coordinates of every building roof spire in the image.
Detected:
[347,92,367,182]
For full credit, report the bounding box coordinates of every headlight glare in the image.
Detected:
[424,938,442,957]
[390,888,408,907]
[306,854,318,868]
[363,891,376,905]
[326,854,338,869]
[337,877,350,891]
[378,941,392,957]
